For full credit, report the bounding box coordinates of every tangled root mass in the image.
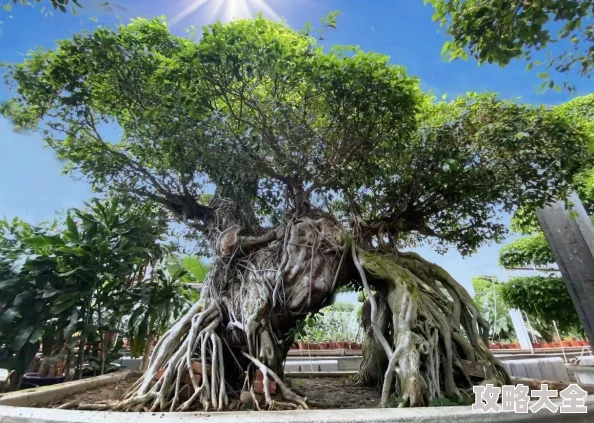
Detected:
[65,208,509,411]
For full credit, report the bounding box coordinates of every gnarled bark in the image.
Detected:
[353,249,510,407]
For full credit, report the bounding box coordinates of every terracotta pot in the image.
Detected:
[155,368,166,381]
[291,343,298,349]
[571,341,582,347]
[318,342,329,350]
[532,342,541,348]
[336,341,347,349]
[560,341,572,347]
[254,371,277,394]
[254,380,277,395]
[351,343,362,350]
[580,340,590,346]
[309,343,319,350]
[490,343,501,349]
[299,342,309,350]
[328,342,337,349]
[182,373,202,387]
[191,360,209,375]
[510,343,520,349]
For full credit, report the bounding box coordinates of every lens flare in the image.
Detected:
[169,0,281,26]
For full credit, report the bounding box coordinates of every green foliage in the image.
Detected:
[427,0,594,90]
[296,302,362,343]
[9,0,78,11]
[126,266,197,358]
[1,17,590,256]
[0,197,169,377]
[353,92,589,254]
[2,0,123,14]
[509,94,594,235]
[166,256,210,283]
[471,277,514,341]
[499,233,554,268]
[500,276,582,333]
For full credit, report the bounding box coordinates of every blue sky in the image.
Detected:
[1,0,592,295]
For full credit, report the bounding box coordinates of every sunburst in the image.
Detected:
[169,0,282,26]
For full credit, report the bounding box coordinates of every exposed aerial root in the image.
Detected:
[63,301,228,412]
[352,246,510,407]
[242,353,309,410]
[99,301,228,412]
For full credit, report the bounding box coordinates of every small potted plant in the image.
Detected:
[336,339,347,349]
[297,333,309,350]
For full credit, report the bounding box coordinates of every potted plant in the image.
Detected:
[298,336,309,350]
[312,328,328,349]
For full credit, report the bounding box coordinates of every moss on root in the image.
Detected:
[353,248,510,407]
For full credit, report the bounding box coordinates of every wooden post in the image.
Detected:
[536,192,594,345]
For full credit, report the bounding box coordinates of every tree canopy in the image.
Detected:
[506,93,594,234]
[500,276,582,333]
[2,17,589,256]
[427,0,594,90]
[499,233,555,269]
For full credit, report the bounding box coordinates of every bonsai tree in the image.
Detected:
[1,16,589,409]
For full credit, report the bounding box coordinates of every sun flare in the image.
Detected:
[169,0,282,26]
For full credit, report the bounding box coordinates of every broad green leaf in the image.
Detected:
[12,325,35,351]
[65,214,79,241]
